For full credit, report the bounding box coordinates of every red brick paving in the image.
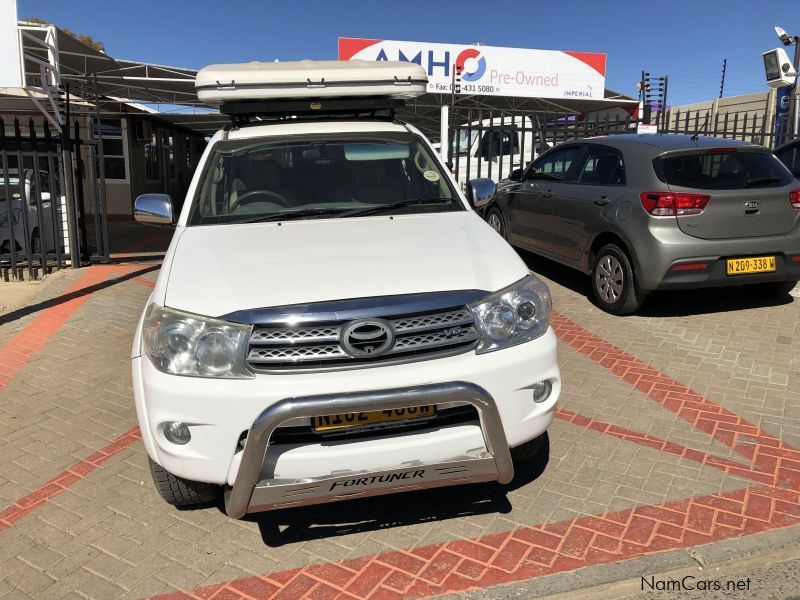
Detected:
[0,426,141,531]
[1,273,799,599]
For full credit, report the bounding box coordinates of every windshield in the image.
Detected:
[657,151,793,190]
[189,133,463,225]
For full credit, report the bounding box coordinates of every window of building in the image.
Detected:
[95,118,127,181]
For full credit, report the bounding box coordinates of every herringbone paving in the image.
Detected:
[0,253,798,599]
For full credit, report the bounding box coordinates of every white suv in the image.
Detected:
[131,61,560,518]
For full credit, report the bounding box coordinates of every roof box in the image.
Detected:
[195,60,427,107]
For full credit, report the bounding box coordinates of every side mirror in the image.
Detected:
[134,194,174,226]
[508,168,522,182]
[466,178,497,210]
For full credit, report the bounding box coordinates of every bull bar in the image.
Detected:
[224,381,514,518]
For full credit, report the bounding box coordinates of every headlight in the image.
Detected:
[469,275,551,354]
[142,303,253,378]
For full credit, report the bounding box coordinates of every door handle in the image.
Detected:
[594,196,610,206]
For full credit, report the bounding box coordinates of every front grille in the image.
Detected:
[247,306,479,372]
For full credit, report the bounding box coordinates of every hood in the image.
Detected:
[164,212,528,317]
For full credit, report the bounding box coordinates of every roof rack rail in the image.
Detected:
[221,96,404,117]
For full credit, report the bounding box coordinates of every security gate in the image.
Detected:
[448,107,641,186]
[0,117,109,281]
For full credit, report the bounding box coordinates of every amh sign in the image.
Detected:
[339,38,606,100]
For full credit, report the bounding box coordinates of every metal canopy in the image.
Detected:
[16,21,635,139]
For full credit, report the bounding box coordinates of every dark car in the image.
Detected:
[775,138,800,178]
[483,134,800,314]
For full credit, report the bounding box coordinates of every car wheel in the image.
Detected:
[591,244,645,315]
[510,435,543,465]
[148,457,221,507]
[486,207,506,239]
[753,279,798,297]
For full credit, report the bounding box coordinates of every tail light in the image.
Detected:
[640,192,711,216]
[790,189,800,209]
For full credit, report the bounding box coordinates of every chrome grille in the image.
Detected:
[247,306,479,371]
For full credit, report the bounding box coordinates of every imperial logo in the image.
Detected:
[329,469,426,491]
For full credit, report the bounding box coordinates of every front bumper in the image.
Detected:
[132,327,560,499]
[226,382,512,518]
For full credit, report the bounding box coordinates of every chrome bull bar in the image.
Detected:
[225,381,513,518]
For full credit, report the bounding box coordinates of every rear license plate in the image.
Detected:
[726,256,776,275]
[311,405,436,433]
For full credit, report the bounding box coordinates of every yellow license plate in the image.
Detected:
[726,256,776,275]
[311,405,436,432]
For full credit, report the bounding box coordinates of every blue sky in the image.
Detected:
[17,0,800,106]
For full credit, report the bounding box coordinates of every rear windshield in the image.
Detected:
[188,132,462,225]
[656,151,793,190]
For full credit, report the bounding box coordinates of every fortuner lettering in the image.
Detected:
[329,470,426,491]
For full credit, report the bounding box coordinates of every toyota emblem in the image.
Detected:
[340,319,395,358]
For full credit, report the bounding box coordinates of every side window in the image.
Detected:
[476,130,519,158]
[525,146,582,180]
[575,146,626,185]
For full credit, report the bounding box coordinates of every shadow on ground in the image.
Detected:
[516,248,795,318]
[226,434,553,548]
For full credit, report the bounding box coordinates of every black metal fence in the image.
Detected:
[1,117,109,281]
[659,107,794,149]
[0,118,69,280]
[449,105,798,185]
[449,108,640,184]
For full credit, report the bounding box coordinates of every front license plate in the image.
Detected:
[311,405,436,433]
[726,256,776,276]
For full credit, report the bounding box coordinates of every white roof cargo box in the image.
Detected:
[195,60,427,107]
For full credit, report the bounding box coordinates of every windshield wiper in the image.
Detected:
[338,197,454,218]
[239,207,348,223]
[745,177,782,188]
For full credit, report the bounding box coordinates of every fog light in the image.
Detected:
[163,421,191,445]
[531,380,552,403]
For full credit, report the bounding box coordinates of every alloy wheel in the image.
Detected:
[488,212,504,236]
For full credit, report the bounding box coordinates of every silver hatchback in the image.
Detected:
[483,134,800,314]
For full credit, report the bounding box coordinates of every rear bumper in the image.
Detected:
[226,382,512,518]
[656,253,800,290]
[632,220,800,290]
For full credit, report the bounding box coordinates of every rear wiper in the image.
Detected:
[745,177,782,188]
[239,208,348,223]
[338,197,454,218]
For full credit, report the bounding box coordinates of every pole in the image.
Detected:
[440,104,449,163]
[719,59,727,98]
[790,39,800,138]
[60,83,80,268]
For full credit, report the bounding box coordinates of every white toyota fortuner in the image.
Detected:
[131,60,561,519]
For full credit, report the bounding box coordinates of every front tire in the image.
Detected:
[148,457,221,507]
[591,244,645,315]
[486,207,507,239]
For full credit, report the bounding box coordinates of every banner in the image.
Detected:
[773,84,793,148]
[339,38,606,100]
